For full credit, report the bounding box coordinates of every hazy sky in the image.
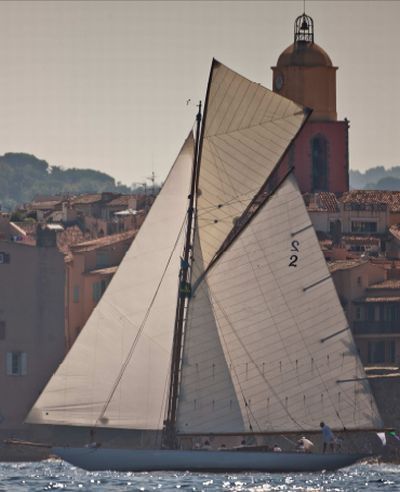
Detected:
[0,1,398,186]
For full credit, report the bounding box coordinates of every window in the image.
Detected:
[355,307,361,320]
[92,279,108,303]
[367,341,396,364]
[367,341,385,364]
[73,285,80,303]
[96,251,109,268]
[311,135,328,191]
[6,352,27,376]
[0,321,5,340]
[92,282,102,302]
[357,276,362,286]
[367,304,375,321]
[351,221,377,234]
[0,252,10,264]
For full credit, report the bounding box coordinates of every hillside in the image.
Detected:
[350,166,400,190]
[0,153,132,211]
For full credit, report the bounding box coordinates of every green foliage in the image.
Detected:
[0,153,132,211]
[350,166,400,190]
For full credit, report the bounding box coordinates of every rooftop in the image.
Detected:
[340,190,400,212]
[328,259,367,273]
[305,192,339,213]
[71,230,136,253]
[368,279,400,290]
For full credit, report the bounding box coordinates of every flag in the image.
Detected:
[389,431,400,441]
[376,432,386,446]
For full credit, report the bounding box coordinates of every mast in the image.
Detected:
[164,102,202,448]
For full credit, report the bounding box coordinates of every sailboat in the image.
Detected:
[26,60,382,472]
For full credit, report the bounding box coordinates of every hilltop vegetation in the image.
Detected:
[350,166,400,190]
[1,152,400,211]
[0,153,132,211]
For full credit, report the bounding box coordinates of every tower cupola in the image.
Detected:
[272,13,337,121]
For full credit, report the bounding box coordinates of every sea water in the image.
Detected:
[0,461,399,491]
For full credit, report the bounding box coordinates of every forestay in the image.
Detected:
[197,60,307,269]
[176,174,382,434]
[27,134,195,430]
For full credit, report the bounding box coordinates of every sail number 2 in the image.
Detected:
[289,240,299,267]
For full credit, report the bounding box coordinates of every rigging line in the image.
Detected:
[95,217,188,425]
[195,187,256,215]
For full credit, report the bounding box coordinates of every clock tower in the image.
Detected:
[272,13,349,193]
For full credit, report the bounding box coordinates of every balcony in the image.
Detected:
[353,320,400,335]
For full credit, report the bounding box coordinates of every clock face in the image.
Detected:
[275,73,284,91]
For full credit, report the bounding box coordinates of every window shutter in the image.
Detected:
[21,353,27,376]
[6,353,12,375]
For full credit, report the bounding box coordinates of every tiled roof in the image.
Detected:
[342,235,381,246]
[305,192,339,212]
[328,259,367,273]
[368,280,400,290]
[28,200,62,210]
[57,225,87,253]
[106,196,132,207]
[340,190,400,212]
[71,230,136,252]
[72,194,102,205]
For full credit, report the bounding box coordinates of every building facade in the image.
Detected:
[0,236,65,451]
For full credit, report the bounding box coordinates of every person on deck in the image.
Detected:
[300,436,314,453]
[272,443,282,452]
[320,422,335,453]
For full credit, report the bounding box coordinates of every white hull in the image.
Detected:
[53,447,366,472]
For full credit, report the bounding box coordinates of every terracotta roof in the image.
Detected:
[28,200,62,210]
[72,194,102,205]
[305,192,339,212]
[342,235,381,246]
[328,259,367,273]
[368,280,400,290]
[71,230,136,253]
[340,190,400,212]
[57,225,87,253]
[106,195,133,207]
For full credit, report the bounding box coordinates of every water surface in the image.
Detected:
[0,460,399,491]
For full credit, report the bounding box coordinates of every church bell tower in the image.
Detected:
[272,13,349,193]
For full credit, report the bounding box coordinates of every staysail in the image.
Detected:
[27,134,195,430]
[176,174,382,434]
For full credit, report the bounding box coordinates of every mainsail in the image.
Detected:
[27,134,195,430]
[176,174,382,434]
